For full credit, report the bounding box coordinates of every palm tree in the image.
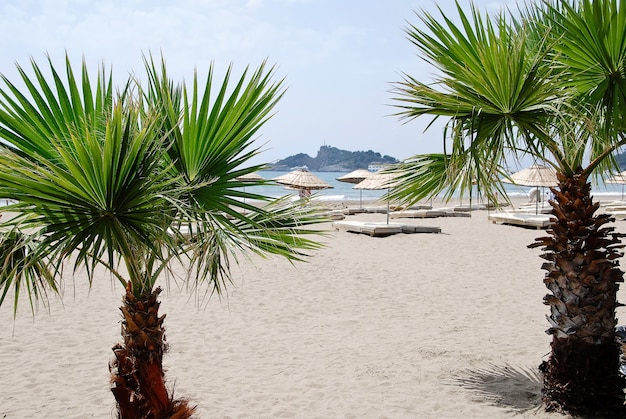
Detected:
[389,0,626,416]
[0,55,325,418]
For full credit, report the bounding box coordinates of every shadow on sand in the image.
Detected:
[451,362,545,415]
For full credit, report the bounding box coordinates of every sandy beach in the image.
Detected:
[2,199,624,418]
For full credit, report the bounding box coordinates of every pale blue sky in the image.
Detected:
[0,0,518,165]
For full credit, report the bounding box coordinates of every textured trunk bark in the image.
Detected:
[530,171,626,416]
[110,282,196,419]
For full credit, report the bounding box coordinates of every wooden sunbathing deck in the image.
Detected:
[488,212,554,229]
[332,220,441,237]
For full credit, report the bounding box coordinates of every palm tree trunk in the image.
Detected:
[530,171,626,416]
[110,282,196,418]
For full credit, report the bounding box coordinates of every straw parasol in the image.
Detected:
[507,164,557,187]
[235,172,264,181]
[235,172,264,207]
[353,171,399,223]
[353,172,397,189]
[273,169,332,198]
[504,164,557,214]
[336,169,372,184]
[336,169,372,208]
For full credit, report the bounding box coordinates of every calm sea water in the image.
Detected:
[247,171,626,203]
[0,170,620,207]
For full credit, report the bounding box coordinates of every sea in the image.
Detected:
[249,171,626,203]
[0,170,622,208]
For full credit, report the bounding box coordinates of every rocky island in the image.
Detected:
[269,145,398,172]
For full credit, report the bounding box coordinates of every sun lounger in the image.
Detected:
[332,220,441,237]
[600,199,626,208]
[605,205,626,213]
[453,203,489,211]
[341,207,388,215]
[341,208,369,215]
[488,212,554,229]
[393,204,433,211]
[512,206,553,214]
[517,202,553,214]
[389,209,470,219]
[324,210,346,220]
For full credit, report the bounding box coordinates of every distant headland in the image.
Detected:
[267,145,399,172]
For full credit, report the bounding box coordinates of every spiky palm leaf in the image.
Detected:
[0,228,58,316]
[544,0,626,177]
[143,56,324,296]
[390,2,565,205]
[548,0,626,125]
[0,102,182,294]
[0,55,113,161]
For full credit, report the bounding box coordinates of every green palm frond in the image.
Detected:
[0,228,58,317]
[0,103,182,289]
[391,0,626,202]
[397,2,560,133]
[393,2,565,202]
[548,0,626,116]
[385,153,509,207]
[174,197,326,296]
[0,54,113,160]
[526,0,626,173]
[144,56,285,213]
[143,54,327,274]
[384,154,452,204]
[0,57,185,301]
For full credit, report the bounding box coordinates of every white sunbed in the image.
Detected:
[332,220,441,237]
[488,212,554,229]
[389,209,470,219]
[516,202,553,214]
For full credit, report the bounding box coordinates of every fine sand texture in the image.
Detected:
[2,203,626,418]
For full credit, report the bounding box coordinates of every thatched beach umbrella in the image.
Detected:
[353,171,398,223]
[235,172,264,181]
[504,164,557,214]
[507,164,557,187]
[336,169,372,208]
[273,169,332,198]
[235,172,264,207]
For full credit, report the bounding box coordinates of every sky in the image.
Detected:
[0,0,519,165]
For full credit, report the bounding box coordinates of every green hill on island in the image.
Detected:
[269,145,398,172]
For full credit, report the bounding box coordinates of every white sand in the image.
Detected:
[2,203,625,418]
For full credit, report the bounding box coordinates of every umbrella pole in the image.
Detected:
[386,199,390,224]
[360,189,363,209]
[536,186,539,215]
